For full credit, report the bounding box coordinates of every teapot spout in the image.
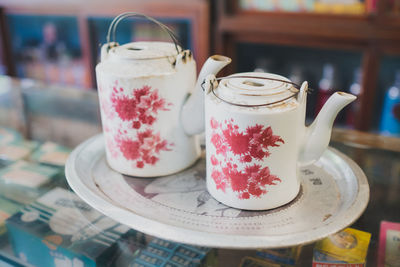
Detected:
[300,92,356,165]
[181,55,231,136]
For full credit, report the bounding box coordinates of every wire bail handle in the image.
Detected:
[106,12,182,55]
[201,75,309,107]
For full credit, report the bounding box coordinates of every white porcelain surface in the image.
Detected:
[65,135,370,249]
[96,41,230,177]
[204,73,356,210]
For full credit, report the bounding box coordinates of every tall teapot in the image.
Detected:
[202,73,356,210]
[96,13,231,177]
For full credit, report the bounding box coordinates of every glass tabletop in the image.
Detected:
[0,76,399,266]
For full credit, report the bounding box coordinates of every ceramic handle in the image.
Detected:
[106,12,182,54]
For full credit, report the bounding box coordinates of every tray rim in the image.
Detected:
[65,134,370,249]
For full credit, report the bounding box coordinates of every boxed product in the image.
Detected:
[378,221,400,267]
[312,228,371,267]
[0,160,61,204]
[256,246,301,266]
[6,187,131,267]
[130,238,217,267]
[31,141,71,167]
[0,140,38,163]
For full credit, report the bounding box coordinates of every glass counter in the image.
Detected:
[0,76,399,266]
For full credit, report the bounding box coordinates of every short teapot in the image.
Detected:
[203,73,356,210]
[96,13,231,177]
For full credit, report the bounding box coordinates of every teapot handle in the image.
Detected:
[105,12,182,55]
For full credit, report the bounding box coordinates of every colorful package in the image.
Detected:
[378,221,400,267]
[256,246,301,266]
[313,228,371,267]
[31,141,71,167]
[0,160,61,204]
[130,238,217,267]
[6,187,131,267]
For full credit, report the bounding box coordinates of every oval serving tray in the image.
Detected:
[65,134,369,249]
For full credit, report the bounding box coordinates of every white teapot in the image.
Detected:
[202,73,356,210]
[96,13,231,177]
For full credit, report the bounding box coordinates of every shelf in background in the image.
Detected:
[214,0,400,133]
[218,12,400,52]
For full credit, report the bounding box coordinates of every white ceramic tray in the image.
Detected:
[65,135,369,249]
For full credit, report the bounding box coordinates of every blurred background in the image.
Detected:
[0,0,399,138]
[0,1,399,267]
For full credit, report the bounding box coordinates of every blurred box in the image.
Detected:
[0,127,31,167]
[130,238,217,267]
[6,187,131,267]
[378,221,400,267]
[0,127,25,174]
[31,141,71,167]
[0,141,38,163]
[0,160,61,204]
[312,228,371,267]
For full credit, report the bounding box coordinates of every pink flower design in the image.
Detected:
[210,117,219,129]
[115,129,173,168]
[210,155,219,166]
[211,170,226,192]
[111,85,170,126]
[209,117,284,199]
[103,82,174,168]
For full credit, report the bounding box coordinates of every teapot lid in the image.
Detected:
[108,41,179,60]
[214,72,299,108]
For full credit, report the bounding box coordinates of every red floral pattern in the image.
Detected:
[102,81,173,168]
[115,129,172,168]
[111,84,171,127]
[210,117,284,199]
